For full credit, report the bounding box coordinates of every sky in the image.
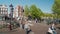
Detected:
[0,0,54,13]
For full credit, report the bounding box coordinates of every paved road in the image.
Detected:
[0,23,60,34]
[31,23,49,34]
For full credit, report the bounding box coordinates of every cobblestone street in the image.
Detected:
[0,23,49,34]
[0,21,60,34]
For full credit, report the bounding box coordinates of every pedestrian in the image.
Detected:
[24,21,33,34]
[7,23,12,31]
[19,17,23,29]
[47,23,57,34]
[51,23,57,34]
[35,19,37,23]
[21,18,25,29]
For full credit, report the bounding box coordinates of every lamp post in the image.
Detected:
[9,0,14,30]
[9,4,14,18]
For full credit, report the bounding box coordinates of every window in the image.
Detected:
[0,16,2,20]
[3,11,4,14]
[1,8,2,10]
[0,8,1,11]
[1,11,2,14]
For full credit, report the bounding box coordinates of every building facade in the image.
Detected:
[0,5,8,20]
[13,5,24,20]
[0,5,8,15]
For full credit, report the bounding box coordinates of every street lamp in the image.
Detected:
[9,4,14,18]
[9,0,14,30]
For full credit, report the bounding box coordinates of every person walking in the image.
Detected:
[51,23,57,34]
[35,19,37,23]
[24,21,33,34]
[47,23,57,34]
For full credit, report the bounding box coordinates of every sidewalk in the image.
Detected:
[0,28,25,34]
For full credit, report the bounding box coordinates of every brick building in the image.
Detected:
[13,5,24,20]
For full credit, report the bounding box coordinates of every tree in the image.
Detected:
[30,5,42,19]
[24,5,43,20]
[52,0,60,18]
[24,5,29,17]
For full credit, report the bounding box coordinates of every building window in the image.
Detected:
[0,8,1,14]
[1,8,2,11]
[0,8,1,11]
[5,8,7,11]
[1,11,2,14]
[0,16,2,20]
[3,11,4,14]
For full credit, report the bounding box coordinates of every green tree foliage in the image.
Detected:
[24,5,43,19]
[30,5,42,19]
[24,5,29,17]
[52,0,60,15]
